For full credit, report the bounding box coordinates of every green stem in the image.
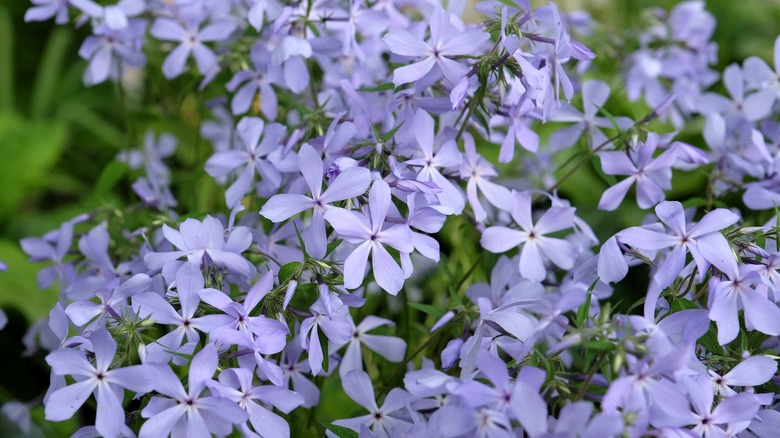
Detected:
[574,353,605,401]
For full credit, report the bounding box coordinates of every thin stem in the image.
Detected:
[574,353,605,401]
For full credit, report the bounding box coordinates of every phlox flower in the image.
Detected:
[324,180,413,294]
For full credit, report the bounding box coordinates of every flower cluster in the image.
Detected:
[6,0,780,437]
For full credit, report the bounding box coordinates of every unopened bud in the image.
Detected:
[283,280,298,310]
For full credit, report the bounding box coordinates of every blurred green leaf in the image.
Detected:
[0,5,13,110]
[0,239,59,322]
[56,102,124,150]
[408,302,446,318]
[279,262,302,283]
[319,421,359,438]
[0,111,67,217]
[93,160,129,199]
[30,27,72,119]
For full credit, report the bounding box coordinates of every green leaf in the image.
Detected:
[669,298,699,312]
[93,160,129,198]
[0,239,60,322]
[380,122,405,143]
[495,0,521,8]
[319,422,359,438]
[700,323,723,356]
[590,155,617,186]
[289,282,318,310]
[57,102,124,149]
[358,83,395,92]
[576,292,592,327]
[682,197,708,208]
[584,340,615,351]
[292,222,308,258]
[0,111,67,216]
[408,302,446,318]
[31,27,72,118]
[326,239,342,256]
[279,262,302,283]
[0,5,13,110]
[596,105,622,133]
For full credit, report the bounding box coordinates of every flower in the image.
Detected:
[132,263,232,364]
[207,367,303,438]
[333,370,415,435]
[150,16,236,78]
[404,109,464,215]
[139,344,248,438]
[337,315,406,378]
[324,180,414,294]
[597,133,678,211]
[45,328,155,438]
[205,117,289,208]
[382,5,488,86]
[618,200,740,314]
[143,216,255,279]
[260,143,371,259]
[481,191,576,282]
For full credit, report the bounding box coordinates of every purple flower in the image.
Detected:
[280,342,320,408]
[710,355,778,396]
[132,264,232,364]
[743,35,780,122]
[597,236,629,284]
[117,131,177,187]
[602,345,692,419]
[45,328,155,438]
[272,36,312,94]
[499,99,539,162]
[395,192,446,276]
[434,405,513,438]
[199,271,273,337]
[481,191,576,282]
[597,133,678,211]
[208,368,303,438]
[139,344,248,438]
[550,80,632,151]
[333,370,415,435]
[150,17,236,79]
[2,401,31,435]
[21,213,89,292]
[260,143,371,259]
[247,0,282,32]
[212,317,288,386]
[382,5,489,86]
[79,20,147,85]
[338,316,406,378]
[709,268,780,345]
[299,300,352,376]
[460,134,512,223]
[74,0,144,31]
[549,401,623,438]
[619,201,740,314]
[324,180,414,294]
[132,177,178,209]
[25,0,74,24]
[65,273,151,328]
[143,216,255,279]
[205,117,287,208]
[404,109,464,215]
[78,223,122,281]
[654,375,760,435]
[226,46,282,119]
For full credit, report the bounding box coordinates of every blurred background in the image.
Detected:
[1,0,780,434]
